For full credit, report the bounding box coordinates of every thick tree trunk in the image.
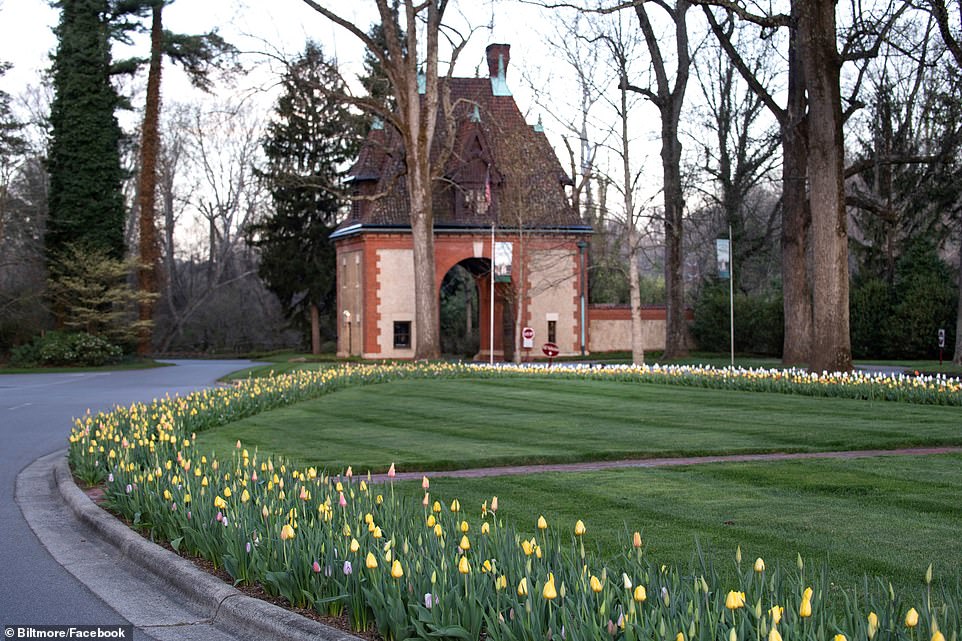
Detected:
[780,32,813,366]
[136,3,163,355]
[797,1,852,372]
[662,123,688,359]
[409,161,439,360]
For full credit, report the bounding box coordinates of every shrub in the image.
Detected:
[692,281,783,356]
[11,331,123,367]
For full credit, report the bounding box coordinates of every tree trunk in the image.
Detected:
[780,29,813,366]
[310,303,321,355]
[408,160,440,360]
[954,225,962,365]
[796,0,852,372]
[662,121,688,359]
[628,228,645,365]
[136,2,163,355]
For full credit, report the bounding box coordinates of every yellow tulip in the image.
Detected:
[754,558,765,572]
[280,524,295,540]
[590,575,603,593]
[769,606,783,625]
[460,520,469,533]
[342,524,352,537]
[459,556,470,575]
[632,531,643,548]
[517,577,528,597]
[241,489,250,503]
[932,631,946,641]
[373,526,383,539]
[574,520,586,536]
[537,515,548,530]
[676,633,685,641]
[223,487,232,498]
[799,598,812,618]
[768,629,783,641]
[481,522,490,535]
[491,496,498,512]
[459,535,471,551]
[350,538,360,553]
[634,585,647,603]
[426,515,436,528]
[434,524,443,538]
[365,552,378,569]
[214,496,226,509]
[497,575,507,590]
[543,573,557,600]
[803,587,814,601]
[905,608,919,628]
[726,591,746,610]
[834,635,846,641]
[521,540,533,556]
[391,560,403,579]
[450,499,461,512]
[867,612,879,639]
[433,501,442,513]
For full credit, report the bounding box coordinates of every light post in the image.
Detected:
[577,239,587,356]
[343,310,352,356]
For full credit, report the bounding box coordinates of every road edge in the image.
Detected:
[50,451,362,641]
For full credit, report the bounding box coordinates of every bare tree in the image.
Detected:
[620,0,693,359]
[300,0,475,359]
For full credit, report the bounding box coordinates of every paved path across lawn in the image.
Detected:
[368,446,962,483]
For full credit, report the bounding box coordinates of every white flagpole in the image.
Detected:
[490,223,495,365]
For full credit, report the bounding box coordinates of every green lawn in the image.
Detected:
[194,377,962,472]
[0,358,169,375]
[394,454,962,593]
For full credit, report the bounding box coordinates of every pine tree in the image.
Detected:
[250,43,360,352]
[46,0,126,261]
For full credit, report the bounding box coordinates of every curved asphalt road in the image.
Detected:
[0,360,255,634]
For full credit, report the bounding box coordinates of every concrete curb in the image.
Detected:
[52,452,362,641]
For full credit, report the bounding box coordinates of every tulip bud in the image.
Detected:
[450,498,461,512]
[725,591,746,610]
[754,558,765,573]
[517,577,528,596]
[729,628,738,641]
[799,598,812,618]
[926,563,933,585]
[633,585,647,603]
[833,635,846,641]
[768,629,782,641]
[543,573,558,600]
[391,559,404,579]
[736,546,742,564]
[622,573,632,590]
[312,561,321,573]
[574,520,586,536]
[422,476,430,489]
[590,576,603,593]
[867,612,879,640]
[426,515,436,528]
[387,463,395,478]
[481,522,490,535]
[460,535,471,551]
[769,606,783,625]
[537,515,548,530]
[905,608,919,628]
[350,538,360,553]
[932,632,946,641]
[632,531,643,548]
[365,552,378,569]
[491,496,498,512]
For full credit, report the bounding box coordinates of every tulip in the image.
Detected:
[676,633,684,641]
[373,526,383,539]
[754,558,765,572]
[633,585,647,603]
[350,538,360,553]
[342,523,352,537]
[424,593,434,609]
[433,501,442,513]
[867,612,879,639]
[574,520,586,536]
[632,532,643,548]
[622,573,632,590]
[460,520,470,533]
[426,515,436,528]
[481,522,490,535]
[422,476,430,489]
[590,575,603,593]
[522,540,533,556]
[241,489,250,503]
[517,577,528,597]
[334,481,343,493]
[799,598,812,618]
[391,560,404,579]
[345,466,353,478]
[933,632,946,641]
[343,561,353,575]
[833,635,846,641]
[459,535,471,551]
[497,575,507,590]
[422,492,430,506]
[458,556,470,574]
[338,492,347,507]
[803,587,813,601]
[434,524,443,538]
[769,606,783,625]
[729,629,737,641]
[537,515,548,530]
[365,552,378,569]
[726,591,746,610]
[491,496,498,512]
[768,629,783,641]
[905,608,919,628]
[312,561,321,573]
[543,573,557,600]
[280,524,295,540]
[451,499,461,512]
[387,463,395,478]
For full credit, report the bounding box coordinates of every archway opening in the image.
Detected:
[439,259,483,358]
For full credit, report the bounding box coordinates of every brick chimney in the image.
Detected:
[486,44,511,96]
[486,44,510,78]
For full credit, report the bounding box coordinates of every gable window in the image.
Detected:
[394,321,412,349]
[547,320,557,344]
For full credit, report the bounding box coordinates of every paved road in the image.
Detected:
[0,361,255,636]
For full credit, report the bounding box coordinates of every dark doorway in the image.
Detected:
[439,262,481,358]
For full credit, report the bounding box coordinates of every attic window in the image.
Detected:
[464,188,490,215]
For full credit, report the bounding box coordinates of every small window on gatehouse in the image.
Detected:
[547,320,557,344]
[394,321,412,349]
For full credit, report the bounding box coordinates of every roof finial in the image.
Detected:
[470,104,481,123]
[533,114,544,133]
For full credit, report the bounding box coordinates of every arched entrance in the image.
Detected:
[438,256,514,361]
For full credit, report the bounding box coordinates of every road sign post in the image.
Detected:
[522,327,534,362]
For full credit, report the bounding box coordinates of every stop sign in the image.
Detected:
[522,327,534,340]
[542,342,559,357]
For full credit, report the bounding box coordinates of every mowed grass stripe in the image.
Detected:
[194,377,962,472]
[405,454,962,592]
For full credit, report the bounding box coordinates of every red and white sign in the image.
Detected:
[522,326,535,349]
[541,342,559,358]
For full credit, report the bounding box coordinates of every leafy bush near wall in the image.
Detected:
[692,281,783,356]
[10,331,123,367]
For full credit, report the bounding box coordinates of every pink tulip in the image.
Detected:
[312,561,321,573]
[339,492,347,507]
[388,463,396,478]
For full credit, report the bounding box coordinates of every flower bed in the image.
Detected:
[68,364,961,640]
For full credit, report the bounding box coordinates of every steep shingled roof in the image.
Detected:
[341,46,583,233]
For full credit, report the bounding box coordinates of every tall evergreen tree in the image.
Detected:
[47,0,126,261]
[250,43,360,352]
